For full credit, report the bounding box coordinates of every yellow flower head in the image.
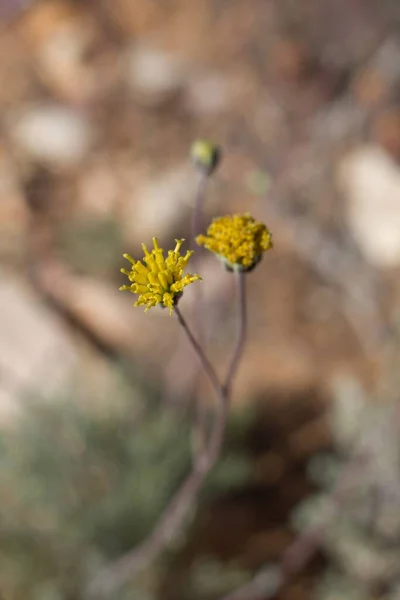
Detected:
[196,213,273,272]
[120,238,201,315]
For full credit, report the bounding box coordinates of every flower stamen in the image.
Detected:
[120,237,201,314]
[196,213,272,272]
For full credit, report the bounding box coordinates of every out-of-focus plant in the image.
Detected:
[292,375,400,600]
[0,372,257,600]
[0,384,191,600]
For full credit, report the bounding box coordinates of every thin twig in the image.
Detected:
[84,307,229,600]
[223,271,247,395]
[175,305,221,394]
[191,171,209,245]
[190,171,210,454]
[175,307,231,467]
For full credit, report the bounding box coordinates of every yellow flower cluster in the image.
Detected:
[196,213,272,271]
[120,238,201,315]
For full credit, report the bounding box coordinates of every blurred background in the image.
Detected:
[0,0,400,599]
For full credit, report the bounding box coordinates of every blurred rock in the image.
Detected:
[352,67,387,108]
[18,0,78,44]
[372,108,400,160]
[121,162,197,242]
[17,0,95,102]
[0,274,77,423]
[353,38,400,109]
[185,71,238,116]
[125,43,187,106]
[0,31,34,108]
[36,21,95,102]
[103,0,165,37]
[312,98,365,143]
[34,261,177,362]
[77,159,120,217]
[374,38,400,83]
[0,0,33,21]
[232,339,317,405]
[339,145,400,267]
[9,104,94,168]
[272,38,314,83]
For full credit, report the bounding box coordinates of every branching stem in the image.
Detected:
[84,305,234,600]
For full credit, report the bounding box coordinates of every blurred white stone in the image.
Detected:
[36,266,178,365]
[339,145,400,267]
[373,37,400,86]
[0,275,77,423]
[122,163,197,241]
[125,43,187,105]
[10,104,94,168]
[37,23,95,101]
[78,159,120,216]
[185,71,237,116]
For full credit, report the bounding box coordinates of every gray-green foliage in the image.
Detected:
[0,382,191,600]
[0,374,256,600]
[292,375,400,600]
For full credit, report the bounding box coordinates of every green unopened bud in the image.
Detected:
[190,140,221,175]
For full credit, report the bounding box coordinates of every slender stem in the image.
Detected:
[175,307,229,467]
[85,272,248,599]
[191,172,209,246]
[84,307,228,600]
[223,271,247,395]
[175,305,221,394]
[175,306,230,469]
[190,171,210,453]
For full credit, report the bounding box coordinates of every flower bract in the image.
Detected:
[196,213,272,272]
[120,238,201,315]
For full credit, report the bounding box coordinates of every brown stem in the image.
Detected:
[223,271,247,395]
[84,307,228,600]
